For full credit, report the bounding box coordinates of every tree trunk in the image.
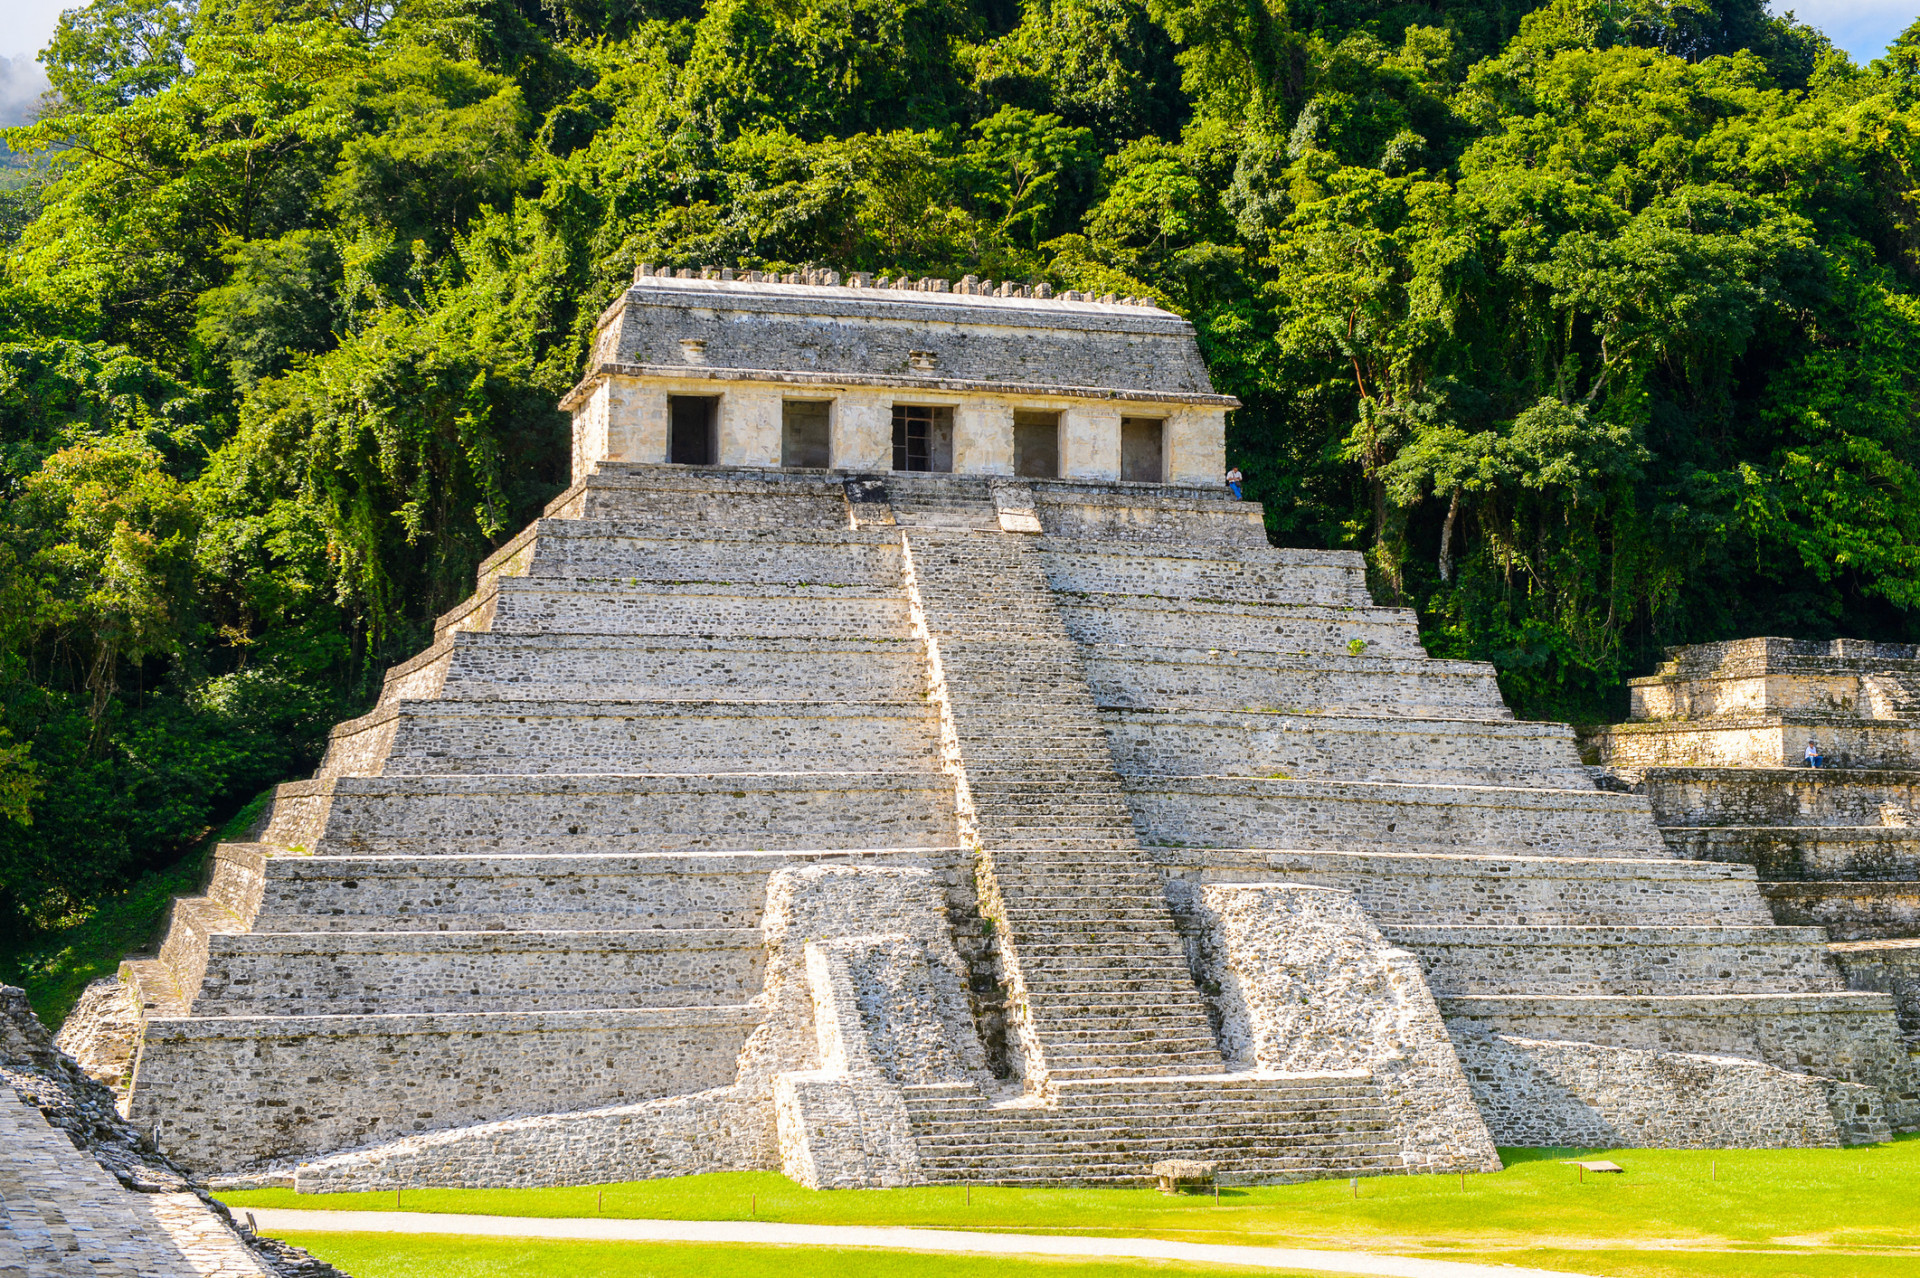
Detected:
[1438,490,1459,583]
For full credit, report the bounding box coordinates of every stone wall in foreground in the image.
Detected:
[1194,883,1499,1173]
[1455,1032,1888,1148]
[1,985,346,1277]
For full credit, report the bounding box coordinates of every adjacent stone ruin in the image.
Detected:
[1587,637,1920,1060]
[63,277,1920,1192]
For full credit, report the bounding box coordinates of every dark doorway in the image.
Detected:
[1121,417,1165,483]
[891,404,953,472]
[1014,411,1060,479]
[782,400,832,468]
[669,395,718,465]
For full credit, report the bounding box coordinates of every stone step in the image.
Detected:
[120,956,190,1019]
[189,928,766,1015]
[442,575,911,644]
[322,698,941,778]
[1663,826,1920,881]
[1059,599,1427,656]
[1001,910,1192,931]
[1438,991,1914,1109]
[1004,941,1191,963]
[910,1128,1399,1155]
[561,465,853,526]
[0,1089,213,1277]
[509,519,901,586]
[153,895,244,1012]
[1384,924,1844,996]
[1645,767,1920,828]
[972,806,1135,822]
[227,844,952,932]
[382,632,927,707]
[126,1005,766,1170]
[909,1147,1404,1172]
[1591,712,1920,772]
[1039,544,1373,608]
[1055,1073,1382,1100]
[261,772,957,854]
[1761,881,1920,941]
[1015,975,1210,996]
[1030,487,1270,551]
[1127,775,1665,858]
[1022,1005,1223,1025]
[1044,1057,1230,1079]
[1084,644,1512,720]
[911,1142,1400,1166]
[972,835,1137,849]
[906,1099,1395,1127]
[1145,846,1774,928]
[1028,1033,1223,1055]
[969,783,1132,799]
[907,1088,1385,1116]
[1103,709,1592,789]
[986,874,1175,894]
[1826,939,1920,1039]
[999,905,1185,925]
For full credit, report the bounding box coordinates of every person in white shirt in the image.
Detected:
[1225,466,1243,500]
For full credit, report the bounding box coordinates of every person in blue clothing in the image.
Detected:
[1805,738,1823,768]
[1225,466,1243,500]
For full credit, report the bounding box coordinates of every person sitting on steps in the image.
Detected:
[1805,737,1824,768]
[1225,466,1243,500]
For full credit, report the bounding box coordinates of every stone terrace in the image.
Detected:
[1588,638,1920,1049]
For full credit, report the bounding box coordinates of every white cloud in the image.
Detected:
[0,0,74,61]
[0,54,51,129]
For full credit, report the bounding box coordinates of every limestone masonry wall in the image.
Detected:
[1195,884,1499,1173]
[1455,1032,1886,1148]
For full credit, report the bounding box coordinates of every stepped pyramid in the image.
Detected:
[77,272,1918,1187]
[1588,637,1920,1054]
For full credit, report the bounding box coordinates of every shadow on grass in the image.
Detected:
[1496,1147,1600,1167]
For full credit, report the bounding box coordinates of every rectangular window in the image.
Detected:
[782,400,832,468]
[1013,410,1060,479]
[668,395,718,465]
[891,405,953,473]
[1120,417,1165,483]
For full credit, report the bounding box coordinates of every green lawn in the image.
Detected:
[263,1234,1920,1278]
[273,1235,1333,1278]
[226,1139,1920,1277]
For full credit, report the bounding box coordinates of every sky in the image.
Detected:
[0,0,1916,121]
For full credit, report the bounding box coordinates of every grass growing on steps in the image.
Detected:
[0,787,276,1027]
[274,1235,1339,1278]
[226,1140,1920,1270]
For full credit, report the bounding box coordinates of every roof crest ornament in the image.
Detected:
[627,262,1158,308]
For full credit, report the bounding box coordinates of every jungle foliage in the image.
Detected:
[3,0,1920,950]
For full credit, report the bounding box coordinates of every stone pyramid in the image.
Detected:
[75,273,1917,1188]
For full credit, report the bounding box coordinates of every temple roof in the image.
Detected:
[568,268,1233,407]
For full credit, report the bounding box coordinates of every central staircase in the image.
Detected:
[896,493,1405,1182]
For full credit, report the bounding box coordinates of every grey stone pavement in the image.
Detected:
[247,1207,1600,1278]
